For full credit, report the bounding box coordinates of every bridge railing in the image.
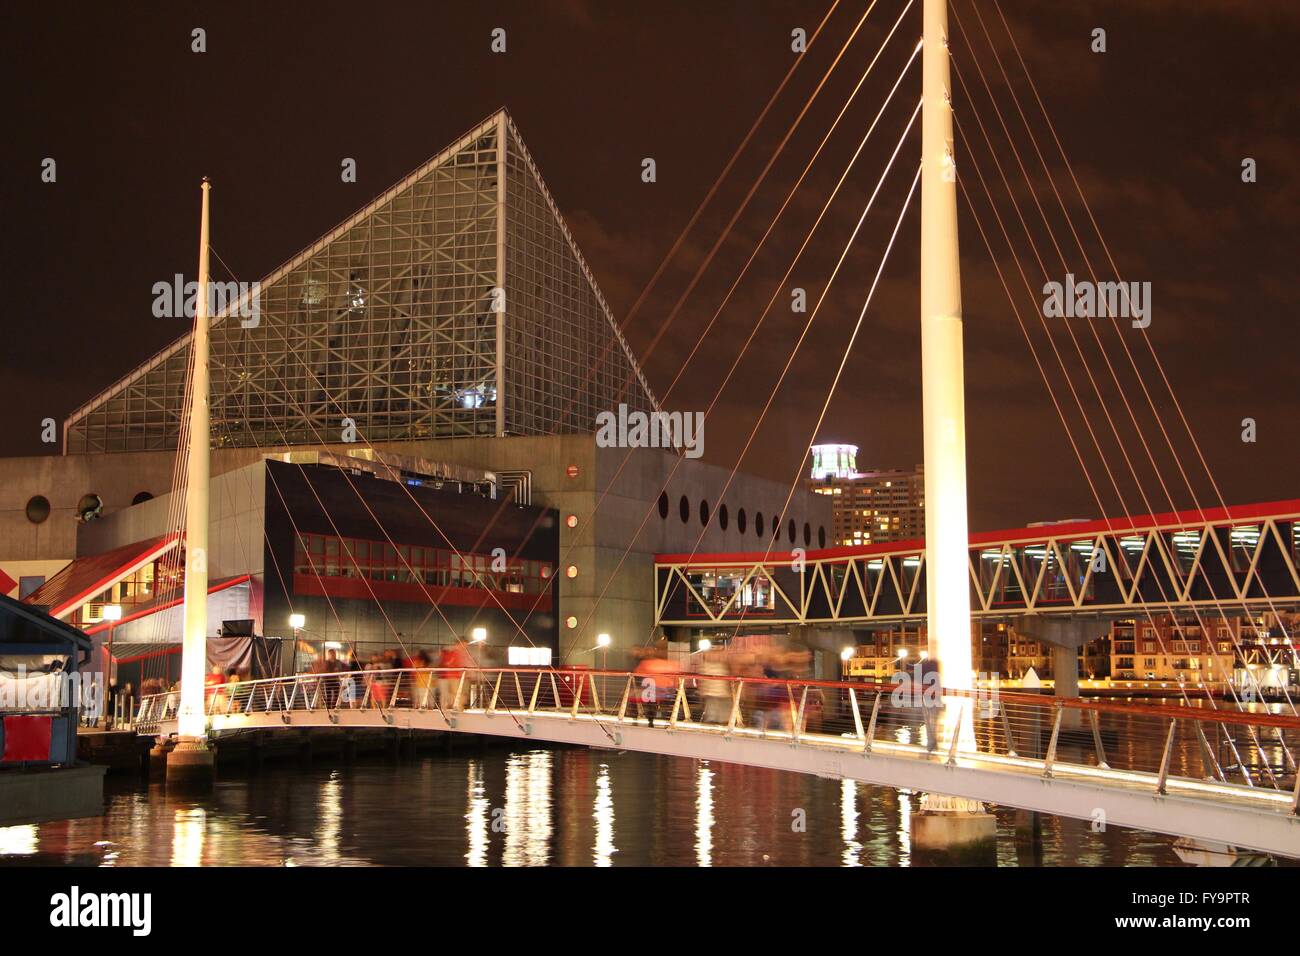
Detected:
[136,667,1300,812]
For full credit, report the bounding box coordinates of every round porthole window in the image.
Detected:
[76,493,103,522]
[25,495,50,524]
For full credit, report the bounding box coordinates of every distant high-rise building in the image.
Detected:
[805,444,924,546]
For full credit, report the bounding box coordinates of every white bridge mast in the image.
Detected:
[920,0,973,707]
[169,177,215,785]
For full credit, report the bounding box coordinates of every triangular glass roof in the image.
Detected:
[65,110,657,454]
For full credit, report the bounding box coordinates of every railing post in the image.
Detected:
[419,672,434,710]
[452,673,465,712]
[669,678,685,729]
[391,673,404,710]
[726,681,742,734]
[1156,719,1178,795]
[1194,720,1226,782]
[1089,709,1109,769]
[864,691,882,754]
[488,673,502,714]
[587,672,602,713]
[1000,703,1018,757]
[793,686,808,743]
[617,676,632,723]
[1292,759,1300,816]
[1042,705,1063,778]
[945,702,965,767]
[527,672,541,714]
[849,688,865,742]
[1276,728,1297,774]
[569,674,583,719]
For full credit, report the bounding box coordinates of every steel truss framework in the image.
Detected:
[654,500,1300,628]
[64,111,657,454]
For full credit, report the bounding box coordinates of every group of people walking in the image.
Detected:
[631,643,823,733]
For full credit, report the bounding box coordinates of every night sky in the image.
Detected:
[4,1,1296,532]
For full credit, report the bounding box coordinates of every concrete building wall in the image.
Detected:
[0,434,830,667]
[78,462,266,585]
[0,450,177,562]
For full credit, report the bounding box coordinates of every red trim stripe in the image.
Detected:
[655,498,1300,566]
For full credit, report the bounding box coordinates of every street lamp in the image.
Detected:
[697,638,711,653]
[103,604,122,728]
[840,645,853,681]
[471,626,487,643]
[289,612,306,673]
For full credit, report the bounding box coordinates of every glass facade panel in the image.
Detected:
[65,112,656,453]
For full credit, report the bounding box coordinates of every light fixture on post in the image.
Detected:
[471,627,488,643]
[289,613,306,674]
[103,604,122,728]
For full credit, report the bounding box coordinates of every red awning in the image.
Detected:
[23,534,179,619]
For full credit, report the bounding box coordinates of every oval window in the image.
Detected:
[25,495,51,524]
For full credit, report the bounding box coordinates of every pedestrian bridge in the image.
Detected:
[136,666,1300,858]
[655,499,1300,628]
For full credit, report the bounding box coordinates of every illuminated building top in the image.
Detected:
[810,443,860,480]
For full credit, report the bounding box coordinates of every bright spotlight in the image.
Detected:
[289,613,306,630]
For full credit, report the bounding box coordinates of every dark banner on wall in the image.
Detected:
[206,636,283,679]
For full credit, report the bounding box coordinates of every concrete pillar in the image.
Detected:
[1052,643,1081,729]
[1013,809,1042,867]
[911,793,997,864]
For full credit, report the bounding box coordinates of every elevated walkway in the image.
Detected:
[137,667,1300,857]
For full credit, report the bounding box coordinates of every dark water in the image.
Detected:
[0,743,1187,866]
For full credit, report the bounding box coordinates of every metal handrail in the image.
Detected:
[133,665,1300,813]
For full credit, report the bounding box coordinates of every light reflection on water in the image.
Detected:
[0,742,1202,867]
